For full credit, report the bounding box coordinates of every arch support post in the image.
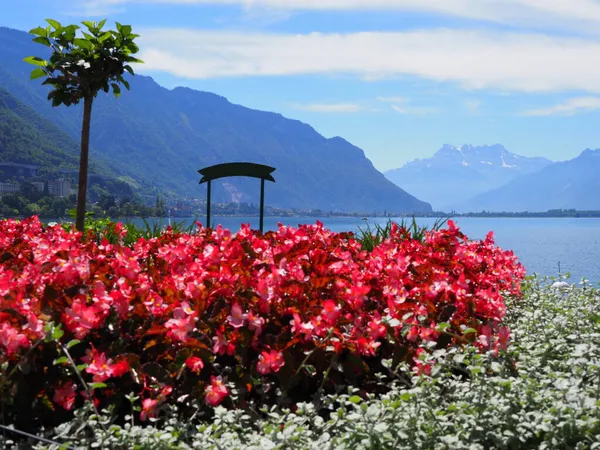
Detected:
[198,162,276,231]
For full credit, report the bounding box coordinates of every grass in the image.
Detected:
[355,217,450,251]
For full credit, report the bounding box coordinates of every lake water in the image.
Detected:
[121,216,600,283]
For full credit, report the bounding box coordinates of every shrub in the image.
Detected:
[0,216,524,434]
[3,278,598,449]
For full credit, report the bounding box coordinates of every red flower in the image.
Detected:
[82,347,130,382]
[53,381,77,411]
[257,349,285,375]
[185,356,204,374]
[205,376,229,406]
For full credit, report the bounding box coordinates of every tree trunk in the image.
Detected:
[76,96,93,232]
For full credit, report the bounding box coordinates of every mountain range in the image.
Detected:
[0,26,431,214]
[384,144,553,211]
[460,149,600,212]
[386,144,600,213]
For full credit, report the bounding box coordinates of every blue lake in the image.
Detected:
[122,216,600,283]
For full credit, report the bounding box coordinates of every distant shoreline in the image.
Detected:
[6,209,600,222]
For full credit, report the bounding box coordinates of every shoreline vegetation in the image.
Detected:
[6,207,600,221]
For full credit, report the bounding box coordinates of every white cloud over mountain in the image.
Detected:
[137,28,600,93]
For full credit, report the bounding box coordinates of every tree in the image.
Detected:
[25,19,142,231]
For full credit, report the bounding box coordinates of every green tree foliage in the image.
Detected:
[25,19,142,231]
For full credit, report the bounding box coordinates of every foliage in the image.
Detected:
[0,88,80,169]
[70,216,195,247]
[2,277,598,449]
[356,217,448,251]
[0,216,522,437]
[25,19,141,107]
[25,18,142,230]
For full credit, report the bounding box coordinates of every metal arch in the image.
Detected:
[198,162,276,232]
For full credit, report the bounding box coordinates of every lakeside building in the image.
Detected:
[0,182,20,196]
[0,180,72,198]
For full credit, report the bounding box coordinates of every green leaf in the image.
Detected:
[53,356,68,366]
[111,83,121,98]
[120,25,132,36]
[89,382,107,390]
[462,327,478,335]
[32,36,51,47]
[437,322,451,332]
[76,364,88,372]
[124,65,134,76]
[348,395,361,404]
[23,56,47,67]
[51,326,64,340]
[73,38,93,50]
[63,26,78,41]
[29,27,48,37]
[121,79,130,91]
[98,31,113,43]
[66,339,81,349]
[97,19,107,31]
[46,19,62,30]
[82,20,96,31]
[30,68,47,80]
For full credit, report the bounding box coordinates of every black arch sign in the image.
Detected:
[198,162,276,232]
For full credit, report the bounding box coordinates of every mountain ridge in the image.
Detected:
[459,148,600,212]
[0,26,431,213]
[385,144,553,211]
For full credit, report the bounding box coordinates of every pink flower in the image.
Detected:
[257,349,285,375]
[205,376,229,406]
[165,302,197,343]
[322,300,341,324]
[356,337,381,357]
[247,310,265,336]
[0,322,30,356]
[477,325,493,348]
[53,381,77,411]
[185,356,204,374]
[82,347,130,382]
[140,398,158,421]
[227,303,247,328]
[63,299,108,339]
[290,313,314,340]
[212,332,236,355]
[368,319,387,340]
[498,327,511,350]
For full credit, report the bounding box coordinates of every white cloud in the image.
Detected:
[390,104,440,116]
[137,28,600,93]
[291,103,363,112]
[521,97,600,116]
[85,0,600,32]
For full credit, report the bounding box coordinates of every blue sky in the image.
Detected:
[4,0,600,171]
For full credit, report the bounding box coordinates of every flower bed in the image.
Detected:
[0,217,524,433]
